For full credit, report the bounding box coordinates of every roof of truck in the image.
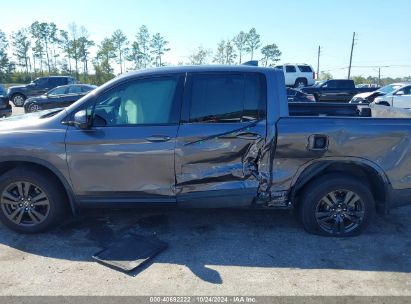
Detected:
[118,65,275,79]
[129,64,273,75]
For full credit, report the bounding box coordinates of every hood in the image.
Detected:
[353,91,380,99]
[0,109,64,132]
[8,84,28,91]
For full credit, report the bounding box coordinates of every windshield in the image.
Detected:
[377,84,404,94]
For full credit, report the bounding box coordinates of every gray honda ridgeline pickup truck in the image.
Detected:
[0,65,410,237]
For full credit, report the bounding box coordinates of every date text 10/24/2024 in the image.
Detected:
[149,297,257,303]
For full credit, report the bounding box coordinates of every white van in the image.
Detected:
[274,64,316,88]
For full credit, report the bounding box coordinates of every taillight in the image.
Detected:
[313,72,316,80]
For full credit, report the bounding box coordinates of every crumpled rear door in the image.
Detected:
[175,72,270,207]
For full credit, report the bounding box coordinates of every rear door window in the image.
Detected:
[68,86,83,94]
[325,80,337,89]
[48,86,67,96]
[336,80,353,89]
[189,73,266,123]
[285,65,296,73]
[34,78,48,88]
[48,77,66,87]
[81,85,95,93]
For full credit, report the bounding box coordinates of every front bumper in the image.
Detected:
[0,105,12,118]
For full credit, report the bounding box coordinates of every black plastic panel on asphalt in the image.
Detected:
[92,233,168,272]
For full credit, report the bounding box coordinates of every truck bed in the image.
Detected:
[289,102,371,117]
[289,102,411,119]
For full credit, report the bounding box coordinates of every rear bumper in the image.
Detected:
[388,188,411,208]
[0,105,12,118]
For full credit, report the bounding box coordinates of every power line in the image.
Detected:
[352,65,411,68]
[322,64,411,72]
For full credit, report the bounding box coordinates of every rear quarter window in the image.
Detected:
[298,65,313,73]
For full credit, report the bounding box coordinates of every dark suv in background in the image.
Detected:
[0,85,12,118]
[7,76,77,106]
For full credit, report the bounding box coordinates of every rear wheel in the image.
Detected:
[11,94,26,107]
[28,103,42,113]
[294,78,307,88]
[0,168,67,233]
[299,174,374,237]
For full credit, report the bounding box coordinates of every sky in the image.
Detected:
[1,0,411,79]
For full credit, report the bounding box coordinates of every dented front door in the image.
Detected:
[175,72,268,207]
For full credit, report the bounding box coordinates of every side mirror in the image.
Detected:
[396,90,404,96]
[73,110,90,129]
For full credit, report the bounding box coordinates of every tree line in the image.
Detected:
[0,23,281,85]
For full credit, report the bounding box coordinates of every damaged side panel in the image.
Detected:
[175,120,275,208]
[271,116,411,201]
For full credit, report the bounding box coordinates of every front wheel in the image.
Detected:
[11,94,26,107]
[0,168,67,233]
[299,174,374,237]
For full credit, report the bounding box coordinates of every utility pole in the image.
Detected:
[317,46,321,79]
[378,67,381,87]
[347,32,356,79]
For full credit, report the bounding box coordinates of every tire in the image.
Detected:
[11,94,26,107]
[27,103,42,113]
[294,78,307,88]
[0,168,67,233]
[299,174,374,237]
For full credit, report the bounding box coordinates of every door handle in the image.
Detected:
[146,135,171,142]
[235,132,261,140]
